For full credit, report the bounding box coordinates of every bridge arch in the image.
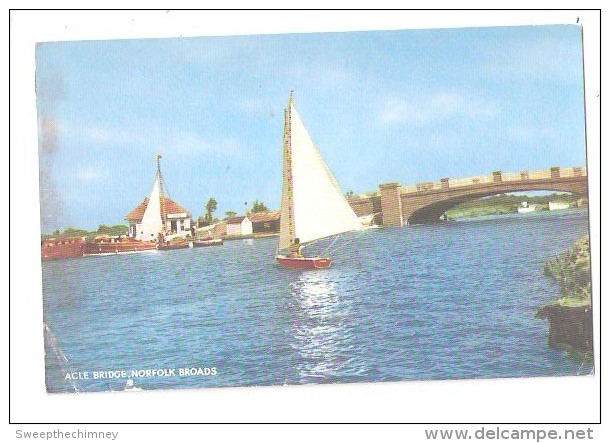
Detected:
[376,167,588,226]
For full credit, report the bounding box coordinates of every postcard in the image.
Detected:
[35,22,593,397]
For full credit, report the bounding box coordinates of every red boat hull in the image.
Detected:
[276,256,332,269]
[83,239,156,255]
[41,237,85,260]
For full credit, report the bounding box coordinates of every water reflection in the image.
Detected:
[41,210,592,392]
[287,271,364,383]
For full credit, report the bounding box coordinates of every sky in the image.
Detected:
[35,24,586,232]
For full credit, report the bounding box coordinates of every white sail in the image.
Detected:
[278,95,362,251]
[136,171,164,241]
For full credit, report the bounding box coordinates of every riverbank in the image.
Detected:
[536,236,593,355]
[445,193,585,220]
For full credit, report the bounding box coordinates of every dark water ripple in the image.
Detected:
[42,209,593,392]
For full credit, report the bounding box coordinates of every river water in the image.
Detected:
[42,209,592,393]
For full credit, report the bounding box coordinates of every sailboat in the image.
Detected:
[125,155,192,250]
[275,92,363,269]
[137,154,167,242]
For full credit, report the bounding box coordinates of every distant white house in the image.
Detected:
[226,216,253,237]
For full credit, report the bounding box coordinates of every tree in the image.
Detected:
[225,211,237,218]
[62,227,90,238]
[251,199,268,213]
[97,224,110,234]
[346,190,355,198]
[204,197,217,225]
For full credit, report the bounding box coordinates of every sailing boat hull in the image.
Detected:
[276,256,332,269]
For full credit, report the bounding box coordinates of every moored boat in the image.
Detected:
[41,237,85,261]
[83,237,157,256]
[193,238,223,247]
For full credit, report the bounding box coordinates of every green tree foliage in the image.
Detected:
[251,199,268,213]
[225,211,237,218]
[543,236,591,301]
[61,227,90,237]
[204,197,218,225]
[96,224,128,236]
[44,225,127,240]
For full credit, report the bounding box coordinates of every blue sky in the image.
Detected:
[36,25,586,232]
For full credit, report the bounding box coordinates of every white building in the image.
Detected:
[226,216,253,237]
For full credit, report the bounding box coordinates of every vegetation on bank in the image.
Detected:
[198,197,270,227]
[543,236,591,307]
[202,197,219,226]
[537,236,593,356]
[46,196,276,237]
[446,193,583,219]
[43,224,129,240]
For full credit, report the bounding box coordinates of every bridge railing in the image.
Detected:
[400,166,587,195]
[448,176,495,187]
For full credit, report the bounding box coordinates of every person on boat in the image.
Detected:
[289,238,303,258]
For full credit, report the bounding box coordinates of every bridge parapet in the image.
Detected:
[400,166,587,195]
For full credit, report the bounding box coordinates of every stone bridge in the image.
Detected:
[348,166,588,226]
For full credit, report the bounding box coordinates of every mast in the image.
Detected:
[156,154,167,226]
[278,91,296,251]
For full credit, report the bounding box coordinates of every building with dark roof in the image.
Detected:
[248,211,280,234]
